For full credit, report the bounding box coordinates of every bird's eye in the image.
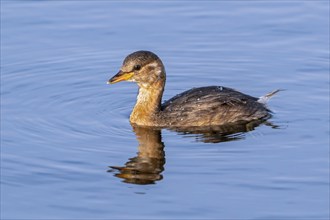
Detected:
[133,65,141,71]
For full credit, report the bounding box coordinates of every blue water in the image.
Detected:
[1,1,329,219]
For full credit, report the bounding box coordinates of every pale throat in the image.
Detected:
[130,82,164,124]
[135,84,164,111]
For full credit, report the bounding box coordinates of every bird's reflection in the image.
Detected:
[108,126,165,185]
[108,119,278,184]
[172,119,279,143]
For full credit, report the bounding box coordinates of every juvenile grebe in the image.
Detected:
[108,51,279,127]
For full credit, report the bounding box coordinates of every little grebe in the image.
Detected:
[108,51,280,127]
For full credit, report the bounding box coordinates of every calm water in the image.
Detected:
[1,1,329,219]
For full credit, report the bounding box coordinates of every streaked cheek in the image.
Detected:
[147,66,155,72]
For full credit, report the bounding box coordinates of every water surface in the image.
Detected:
[1,1,329,219]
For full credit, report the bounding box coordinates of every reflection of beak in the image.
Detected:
[107,70,134,84]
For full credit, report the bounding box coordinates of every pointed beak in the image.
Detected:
[107,70,134,84]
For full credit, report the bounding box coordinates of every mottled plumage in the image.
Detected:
[160,86,270,126]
